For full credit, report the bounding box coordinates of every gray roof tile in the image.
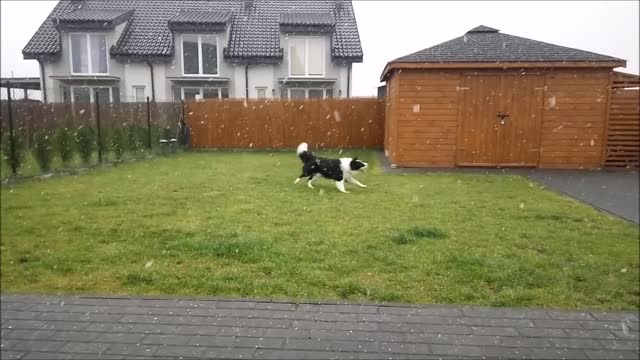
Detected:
[392,25,622,63]
[55,8,132,22]
[169,10,233,25]
[280,12,336,26]
[23,0,363,62]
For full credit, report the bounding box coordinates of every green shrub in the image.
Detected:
[32,131,54,172]
[54,127,75,167]
[1,132,26,173]
[75,126,95,164]
[126,124,145,153]
[111,127,125,160]
[162,126,173,140]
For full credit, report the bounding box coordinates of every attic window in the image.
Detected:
[69,33,108,75]
[182,34,218,76]
[289,37,324,77]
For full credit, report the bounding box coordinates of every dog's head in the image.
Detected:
[349,157,368,172]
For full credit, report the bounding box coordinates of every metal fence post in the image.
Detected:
[95,91,103,164]
[146,96,152,149]
[6,83,17,175]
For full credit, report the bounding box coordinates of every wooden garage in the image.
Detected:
[381,25,632,169]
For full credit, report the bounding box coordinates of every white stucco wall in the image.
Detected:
[40,24,353,102]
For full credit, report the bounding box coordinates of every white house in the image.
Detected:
[23,0,363,103]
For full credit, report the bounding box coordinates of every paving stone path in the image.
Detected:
[1,294,638,359]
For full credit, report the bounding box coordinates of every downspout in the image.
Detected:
[245,64,249,99]
[39,59,47,104]
[146,61,155,102]
[346,63,351,98]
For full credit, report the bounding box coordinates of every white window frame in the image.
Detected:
[70,86,113,103]
[178,87,227,101]
[285,88,332,99]
[132,86,146,102]
[69,33,109,75]
[288,36,325,78]
[181,34,220,77]
[256,87,267,99]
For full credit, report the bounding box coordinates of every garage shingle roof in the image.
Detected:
[23,0,363,62]
[392,25,623,63]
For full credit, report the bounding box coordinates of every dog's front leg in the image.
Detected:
[335,180,349,193]
[307,174,319,189]
[346,176,367,188]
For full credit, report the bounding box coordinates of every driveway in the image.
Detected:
[378,153,639,224]
[527,170,639,224]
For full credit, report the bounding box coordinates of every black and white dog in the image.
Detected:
[293,142,368,193]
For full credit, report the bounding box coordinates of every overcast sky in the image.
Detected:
[1,0,639,97]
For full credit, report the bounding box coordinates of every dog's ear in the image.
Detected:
[353,156,358,161]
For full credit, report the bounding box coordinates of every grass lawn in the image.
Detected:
[1,151,638,310]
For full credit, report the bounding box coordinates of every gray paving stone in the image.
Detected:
[518,327,567,337]
[430,344,534,358]
[565,328,617,339]
[57,341,110,354]
[187,335,236,347]
[3,295,639,360]
[461,307,550,320]
[0,351,25,359]
[530,348,590,359]
[9,340,65,353]
[94,332,147,344]
[534,319,583,329]
[547,311,596,321]
[253,349,343,359]
[254,302,297,311]
[152,345,206,358]
[471,326,519,336]
[378,307,462,317]
[550,337,603,349]
[592,313,639,322]
[141,334,192,346]
[39,321,92,331]
[21,352,72,359]
[1,320,46,330]
[103,344,158,357]
[599,339,640,351]
[585,349,640,359]
[379,342,430,354]
[581,320,625,330]
[69,354,125,360]
[1,303,33,311]
[233,337,286,349]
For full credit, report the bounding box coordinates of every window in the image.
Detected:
[289,37,324,77]
[70,33,108,74]
[182,34,218,76]
[173,87,229,101]
[282,88,333,99]
[133,86,145,102]
[67,86,118,103]
[256,87,267,99]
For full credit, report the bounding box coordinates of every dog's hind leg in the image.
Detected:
[335,180,349,193]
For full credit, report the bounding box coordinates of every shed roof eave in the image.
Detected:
[380,60,626,81]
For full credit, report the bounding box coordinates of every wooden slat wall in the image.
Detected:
[184,98,384,149]
[605,73,640,168]
[387,70,460,167]
[539,69,610,169]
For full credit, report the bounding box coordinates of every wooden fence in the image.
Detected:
[184,98,385,149]
[605,72,640,168]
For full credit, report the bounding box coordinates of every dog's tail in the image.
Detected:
[297,142,314,163]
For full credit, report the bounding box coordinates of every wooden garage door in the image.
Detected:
[457,74,544,166]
